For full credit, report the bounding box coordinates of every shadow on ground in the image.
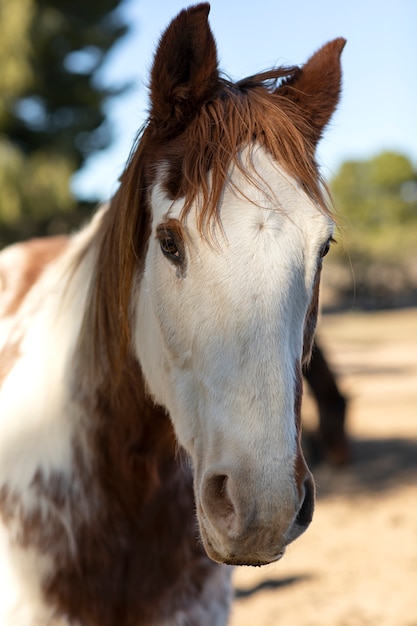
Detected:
[234,575,313,600]
[312,436,417,498]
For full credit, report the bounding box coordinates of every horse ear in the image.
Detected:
[150,3,219,130]
[277,38,346,147]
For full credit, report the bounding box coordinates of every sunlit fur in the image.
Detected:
[0,3,344,624]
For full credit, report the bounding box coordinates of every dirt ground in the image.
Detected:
[230,307,417,626]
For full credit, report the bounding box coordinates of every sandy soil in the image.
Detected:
[230,307,417,626]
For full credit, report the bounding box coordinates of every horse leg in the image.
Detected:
[303,340,350,465]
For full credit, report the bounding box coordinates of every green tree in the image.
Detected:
[0,0,128,245]
[0,0,33,124]
[330,151,417,263]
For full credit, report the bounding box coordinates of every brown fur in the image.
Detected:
[0,236,68,388]
[150,3,219,130]
[0,339,21,389]
[278,38,346,146]
[302,265,322,365]
[0,236,69,316]
[43,359,222,625]
[0,351,224,624]
[293,362,308,495]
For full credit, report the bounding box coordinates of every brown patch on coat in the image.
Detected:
[0,236,69,316]
[0,338,21,388]
[0,236,69,387]
[55,357,222,623]
[0,354,224,624]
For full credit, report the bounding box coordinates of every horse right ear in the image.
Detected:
[149,3,219,131]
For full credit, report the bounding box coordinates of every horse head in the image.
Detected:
[93,3,344,567]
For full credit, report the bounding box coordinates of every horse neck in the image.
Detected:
[84,354,181,509]
[43,233,204,625]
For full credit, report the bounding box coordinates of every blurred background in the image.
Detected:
[0,1,416,624]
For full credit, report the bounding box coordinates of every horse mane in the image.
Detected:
[79,67,331,387]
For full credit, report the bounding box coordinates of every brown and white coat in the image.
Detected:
[0,4,344,625]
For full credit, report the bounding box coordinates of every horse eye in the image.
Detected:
[160,236,178,257]
[158,229,184,265]
[320,237,334,258]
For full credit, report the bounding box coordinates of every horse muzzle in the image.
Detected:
[196,465,315,566]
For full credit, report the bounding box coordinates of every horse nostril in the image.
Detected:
[203,473,235,526]
[295,476,315,527]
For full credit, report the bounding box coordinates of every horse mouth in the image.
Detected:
[205,537,286,567]
[199,520,287,567]
[222,550,286,567]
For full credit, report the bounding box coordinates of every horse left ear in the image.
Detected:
[149,3,219,131]
[277,38,346,147]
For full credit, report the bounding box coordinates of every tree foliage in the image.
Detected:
[330,151,417,263]
[0,0,127,245]
[0,0,34,123]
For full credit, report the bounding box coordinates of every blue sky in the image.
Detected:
[72,0,417,201]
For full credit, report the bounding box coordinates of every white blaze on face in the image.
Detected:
[134,145,334,564]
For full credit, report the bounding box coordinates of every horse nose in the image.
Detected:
[200,465,314,561]
[296,474,315,526]
[286,474,315,544]
[202,469,315,534]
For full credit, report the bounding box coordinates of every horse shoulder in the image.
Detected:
[0,236,70,392]
[0,236,69,318]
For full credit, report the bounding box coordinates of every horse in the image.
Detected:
[0,4,345,624]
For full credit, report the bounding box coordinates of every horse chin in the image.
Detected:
[203,535,286,567]
[198,518,287,567]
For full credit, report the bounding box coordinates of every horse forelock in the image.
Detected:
[161,71,332,232]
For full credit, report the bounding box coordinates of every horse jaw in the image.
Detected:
[133,146,333,565]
